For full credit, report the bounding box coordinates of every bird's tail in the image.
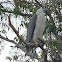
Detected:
[25,45,32,55]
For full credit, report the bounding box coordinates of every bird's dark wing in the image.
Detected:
[27,14,37,42]
[26,14,37,55]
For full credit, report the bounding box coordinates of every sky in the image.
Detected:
[0,0,27,62]
[0,42,13,62]
[0,18,26,62]
[0,14,27,62]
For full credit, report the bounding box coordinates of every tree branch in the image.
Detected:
[0,34,23,49]
[0,34,44,62]
[0,9,32,17]
[35,0,44,8]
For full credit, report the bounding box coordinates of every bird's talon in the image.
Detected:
[35,42,38,47]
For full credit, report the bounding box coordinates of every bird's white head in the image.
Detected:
[36,7,44,15]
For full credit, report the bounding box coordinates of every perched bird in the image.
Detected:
[26,7,46,55]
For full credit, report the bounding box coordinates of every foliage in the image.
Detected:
[0,0,62,62]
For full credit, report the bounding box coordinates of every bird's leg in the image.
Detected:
[34,38,42,47]
[35,41,38,47]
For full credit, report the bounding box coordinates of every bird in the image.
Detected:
[26,7,47,55]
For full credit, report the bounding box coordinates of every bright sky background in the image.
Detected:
[0,14,27,62]
[0,0,27,62]
[0,42,13,62]
[0,18,26,62]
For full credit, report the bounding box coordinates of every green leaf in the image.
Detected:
[20,23,23,27]
[14,7,19,17]
[14,37,18,41]
[14,55,18,60]
[58,24,62,31]
[2,30,7,33]
[8,27,10,31]
[53,42,58,47]
[24,22,28,28]
[44,34,48,39]
[18,35,24,45]
[10,46,14,47]
[0,31,1,32]
[6,57,11,61]
[41,52,44,59]
[0,4,4,9]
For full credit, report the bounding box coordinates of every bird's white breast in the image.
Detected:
[33,13,46,42]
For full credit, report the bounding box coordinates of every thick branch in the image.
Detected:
[0,9,32,17]
[0,34,22,49]
[35,0,44,8]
